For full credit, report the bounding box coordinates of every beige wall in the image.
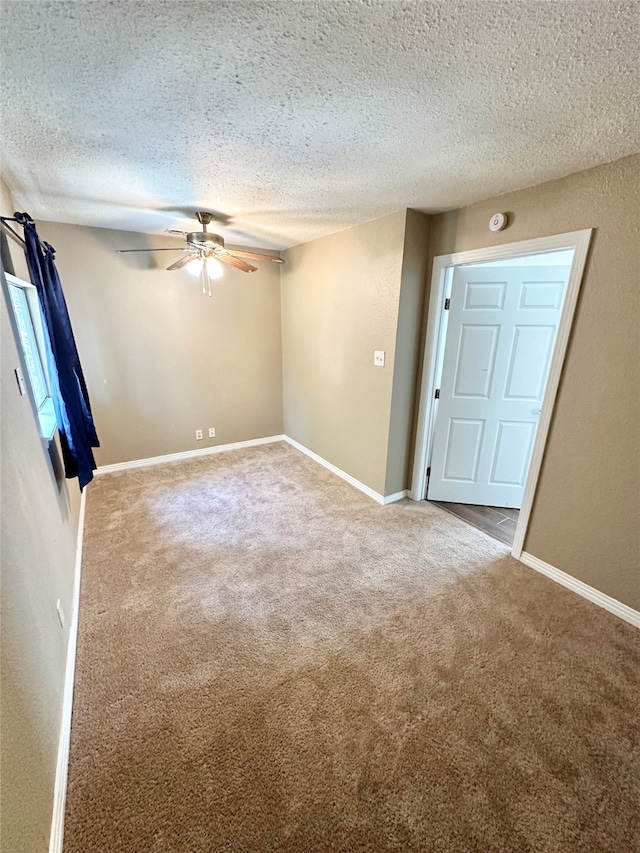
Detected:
[385,210,431,495]
[426,154,640,609]
[1,180,81,852]
[33,221,284,466]
[282,211,414,496]
[281,210,431,497]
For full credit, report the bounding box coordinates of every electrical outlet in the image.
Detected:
[208,427,216,438]
[374,350,385,367]
[56,599,65,628]
[195,429,203,440]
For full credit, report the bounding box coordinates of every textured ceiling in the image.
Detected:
[1,1,638,249]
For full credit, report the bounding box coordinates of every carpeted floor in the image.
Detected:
[64,442,640,852]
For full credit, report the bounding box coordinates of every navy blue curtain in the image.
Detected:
[16,212,99,490]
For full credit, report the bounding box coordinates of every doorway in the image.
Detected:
[410,231,592,555]
[431,501,520,546]
[427,251,573,545]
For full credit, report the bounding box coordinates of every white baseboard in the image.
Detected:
[95,435,285,475]
[382,490,409,505]
[49,489,86,853]
[284,436,383,503]
[96,433,409,505]
[520,552,640,629]
[283,436,407,505]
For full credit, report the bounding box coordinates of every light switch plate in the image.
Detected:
[374,351,385,367]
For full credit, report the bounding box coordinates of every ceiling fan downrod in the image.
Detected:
[188,212,225,250]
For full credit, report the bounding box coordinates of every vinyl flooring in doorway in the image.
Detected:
[430,502,519,546]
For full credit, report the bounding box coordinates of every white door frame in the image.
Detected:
[409,229,593,559]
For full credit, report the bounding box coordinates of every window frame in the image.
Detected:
[5,272,57,440]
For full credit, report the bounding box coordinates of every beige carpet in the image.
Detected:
[65,442,640,852]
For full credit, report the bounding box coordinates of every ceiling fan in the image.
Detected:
[116,211,284,296]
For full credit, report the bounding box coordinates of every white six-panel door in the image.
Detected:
[427,266,569,507]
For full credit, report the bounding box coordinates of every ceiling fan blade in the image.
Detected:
[166,253,197,271]
[228,249,284,265]
[218,254,257,273]
[116,247,190,253]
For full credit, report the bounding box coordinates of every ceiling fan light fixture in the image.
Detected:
[115,212,275,287]
[186,257,203,277]
[185,255,225,281]
[206,256,224,279]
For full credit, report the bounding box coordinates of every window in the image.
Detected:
[6,273,57,439]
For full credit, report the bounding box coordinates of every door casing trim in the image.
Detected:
[409,229,593,560]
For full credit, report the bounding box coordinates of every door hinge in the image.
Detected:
[434,389,440,399]
[444,298,450,310]
[426,466,431,477]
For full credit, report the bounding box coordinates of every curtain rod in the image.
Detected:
[0,217,26,248]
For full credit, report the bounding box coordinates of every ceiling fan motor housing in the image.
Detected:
[187,232,225,249]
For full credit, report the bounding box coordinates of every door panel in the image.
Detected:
[519,280,565,310]
[464,281,507,310]
[443,419,484,481]
[489,421,536,486]
[427,266,569,507]
[504,326,555,399]
[454,325,499,397]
